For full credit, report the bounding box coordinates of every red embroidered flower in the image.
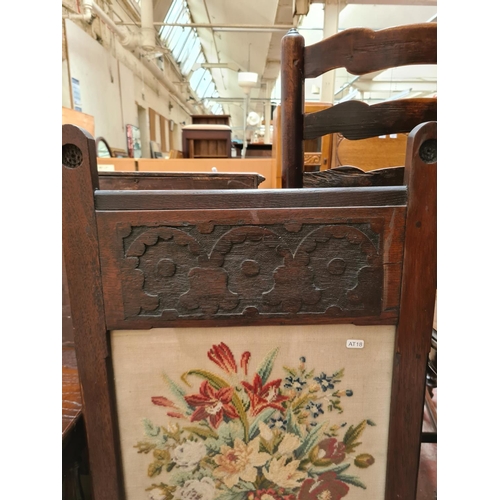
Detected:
[208,342,238,373]
[241,374,288,416]
[298,472,349,500]
[184,381,239,428]
[240,351,251,375]
[317,438,346,465]
[248,488,296,500]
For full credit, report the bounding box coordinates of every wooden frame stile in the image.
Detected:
[62,126,125,499]
[62,117,436,500]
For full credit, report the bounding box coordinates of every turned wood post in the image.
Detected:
[281,28,304,188]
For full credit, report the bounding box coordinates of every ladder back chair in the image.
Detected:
[62,114,436,499]
[281,23,437,188]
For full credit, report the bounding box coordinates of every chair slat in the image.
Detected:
[304,23,436,79]
[304,98,437,140]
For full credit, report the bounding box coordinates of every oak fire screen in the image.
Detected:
[62,122,436,500]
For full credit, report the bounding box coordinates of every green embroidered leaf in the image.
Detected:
[343,420,367,453]
[216,421,245,446]
[334,474,367,489]
[183,370,229,390]
[148,461,164,477]
[308,462,351,475]
[283,366,297,377]
[294,422,326,459]
[367,419,376,426]
[249,408,275,439]
[215,492,250,500]
[285,407,303,438]
[153,449,170,462]
[183,426,219,440]
[256,347,280,384]
[162,373,190,411]
[143,418,160,437]
[134,441,156,454]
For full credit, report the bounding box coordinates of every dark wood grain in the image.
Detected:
[96,206,405,329]
[98,171,265,190]
[385,121,437,500]
[304,99,437,141]
[304,23,437,78]
[94,186,407,210]
[304,165,405,188]
[281,29,305,188]
[63,124,124,500]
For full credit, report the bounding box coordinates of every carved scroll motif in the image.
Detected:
[119,222,383,320]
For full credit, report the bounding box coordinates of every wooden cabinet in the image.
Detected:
[182,125,232,158]
[191,114,231,125]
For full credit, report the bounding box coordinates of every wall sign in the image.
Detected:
[71,77,82,112]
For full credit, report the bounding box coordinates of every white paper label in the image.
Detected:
[346,339,364,349]
[98,164,115,171]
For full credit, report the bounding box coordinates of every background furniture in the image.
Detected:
[181,124,232,158]
[332,133,408,171]
[191,114,231,125]
[97,171,265,190]
[281,24,437,189]
[234,142,272,158]
[136,158,276,188]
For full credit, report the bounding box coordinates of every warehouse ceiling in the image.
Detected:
[150,0,437,137]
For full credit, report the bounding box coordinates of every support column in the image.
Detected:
[264,82,272,144]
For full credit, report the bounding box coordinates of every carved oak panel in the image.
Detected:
[97,207,404,328]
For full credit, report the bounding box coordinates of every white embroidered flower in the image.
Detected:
[263,456,307,489]
[177,477,216,500]
[277,433,302,456]
[172,441,206,471]
[148,489,167,500]
[258,421,274,441]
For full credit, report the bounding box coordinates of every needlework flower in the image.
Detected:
[184,380,238,428]
[213,438,270,488]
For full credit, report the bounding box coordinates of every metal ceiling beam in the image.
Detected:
[116,22,295,30]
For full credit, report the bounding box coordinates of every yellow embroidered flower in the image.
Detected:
[213,438,270,488]
[263,456,307,489]
[258,421,274,441]
[277,433,302,456]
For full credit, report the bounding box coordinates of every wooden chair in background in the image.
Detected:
[281,23,437,189]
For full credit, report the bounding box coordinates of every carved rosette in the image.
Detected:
[119,222,383,320]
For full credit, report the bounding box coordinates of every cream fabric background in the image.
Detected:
[111,324,395,500]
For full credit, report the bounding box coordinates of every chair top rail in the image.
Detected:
[304,23,437,79]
